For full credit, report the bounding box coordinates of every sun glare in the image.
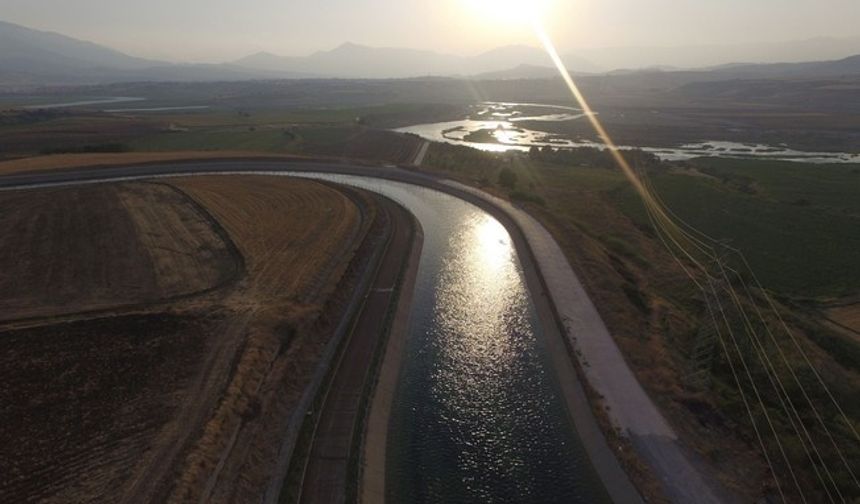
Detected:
[463,0,551,26]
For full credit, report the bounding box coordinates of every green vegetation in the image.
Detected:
[693,158,860,216]
[0,105,422,164]
[436,143,859,300]
[462,128,498,144]
[426,141,860,305]
[131,127,293,152]
[613,160,860,299]
[509,190,545,206]
[41,142,131,154]
[528,144,664,170]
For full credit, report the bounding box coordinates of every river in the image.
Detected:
[397,101,860,164]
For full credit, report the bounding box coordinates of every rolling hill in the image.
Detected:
[0,19,161,71]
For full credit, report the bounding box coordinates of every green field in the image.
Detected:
[131,127,293,152]
[0,104,424,163]
[613,159,860,299]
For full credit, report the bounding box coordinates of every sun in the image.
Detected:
[462,0,551,27]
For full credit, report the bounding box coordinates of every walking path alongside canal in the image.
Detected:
[297,196,416,504]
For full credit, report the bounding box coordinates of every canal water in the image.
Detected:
[293,173,609,503]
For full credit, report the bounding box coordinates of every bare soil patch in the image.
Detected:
[0,182,236,322]
[0,313,221,504]
[0,151,300,176]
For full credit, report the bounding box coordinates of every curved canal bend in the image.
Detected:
[293,173,610,503]
[0,165,619,503]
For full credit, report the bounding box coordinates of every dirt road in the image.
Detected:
[295,195,415,504]
[411,140,430,166]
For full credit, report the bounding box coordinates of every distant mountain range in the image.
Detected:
[706,55,860,78]
[230,42,601,78]
[1,19,860,89]
[0,20,307,87]
[571,37,860,71]
[0,19,159,71]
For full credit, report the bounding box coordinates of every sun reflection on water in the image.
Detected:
[426,211,548,497]
[471,215,512,275]
[285,174,607,502]
[435,213,523,372]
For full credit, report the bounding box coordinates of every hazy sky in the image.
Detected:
[1,0,859,62]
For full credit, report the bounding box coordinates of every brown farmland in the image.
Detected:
[171,175,362,304]
[0,151,298,176]
[0,175,376,504]
[0,313,223,503]
[0,182,237,322]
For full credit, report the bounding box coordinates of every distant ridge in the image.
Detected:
[0,20,309,87]
[706,54,860,78]
[472,64,564,80]
[0,19,162,70]
[231,42,601,78]
[1,18,859,89]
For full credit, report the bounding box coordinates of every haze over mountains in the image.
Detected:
[2,19,860,89]
[232,43,601,79]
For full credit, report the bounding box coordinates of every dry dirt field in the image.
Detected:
[0,313,223,504]
[0,151,300,176]
[163,176,372,503]
[0,182,237,321]
[172,175,362,305]
[0,175,376,504]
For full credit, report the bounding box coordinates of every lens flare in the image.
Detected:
[530,19,710,276]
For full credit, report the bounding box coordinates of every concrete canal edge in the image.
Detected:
[359,219,424,504]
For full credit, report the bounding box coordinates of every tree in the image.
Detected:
[498,167,517,189]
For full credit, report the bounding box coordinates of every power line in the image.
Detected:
[639,165,859,496]
[641,200,788,500]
